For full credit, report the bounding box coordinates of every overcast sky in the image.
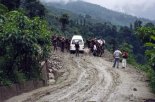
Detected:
[40,0,155,20]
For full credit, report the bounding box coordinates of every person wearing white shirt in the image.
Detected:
[93,44,97,56]
[113,49,122,68]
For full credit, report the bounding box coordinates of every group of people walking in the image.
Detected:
[51,35,128,68]
[51,35,106,57]
[51,35,70,52]
[86,38,106,57]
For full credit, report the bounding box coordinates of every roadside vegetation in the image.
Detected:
[136,26,155,92]
[0,1,51,86]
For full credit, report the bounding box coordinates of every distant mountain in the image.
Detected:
[42,1,153,26]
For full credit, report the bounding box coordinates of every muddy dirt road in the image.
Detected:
[7,52,155,102]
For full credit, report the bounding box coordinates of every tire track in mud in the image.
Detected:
[37,55,120,102]
[83,57,120,102]
[37,55,99,102]
[36,54,82,102]
[61,58,99,102]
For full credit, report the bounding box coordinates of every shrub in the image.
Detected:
[0,11,51,85]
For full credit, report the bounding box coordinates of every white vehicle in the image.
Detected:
[70,35,84,53]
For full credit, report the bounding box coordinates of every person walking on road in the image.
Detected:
[52,37,57,51]
[122,50,128,69]
[75,42,80,57]
[61,37,65,52]
[113,48,122,68]
[93,44,97,56]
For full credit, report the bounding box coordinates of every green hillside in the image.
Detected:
[43,1,153,26]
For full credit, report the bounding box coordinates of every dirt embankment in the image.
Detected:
[6,51,155,102]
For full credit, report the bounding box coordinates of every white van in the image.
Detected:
[70,35,84,53]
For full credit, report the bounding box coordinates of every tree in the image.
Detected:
[144,22,154,28]
[0,0,46,18]
[85,14,91,19]
[136,26,155,92]
[0,4,8,14]
[130,23,133,30]
[24,0,46,18]
[137,27,155,65]
[59,13,69,32]
[109,38,117,52]
[0,11,51,85]
[0,0,20,10]
[134,20,142,30]
[136,27,155,43]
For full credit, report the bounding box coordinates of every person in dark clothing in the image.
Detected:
[75,42,80,57]
[61,37,65,52]
[90,39,96,53]
[86,39,91,48]
[57,36,61,47]
[65,38,70,52]
[52,38,57,51]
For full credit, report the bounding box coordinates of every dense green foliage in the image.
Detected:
[0,0,46,18]
[21,0,46,18]
[0,0,20,10]
[136,25,155,92]
[0,4,51,86]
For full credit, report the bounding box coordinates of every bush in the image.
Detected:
[0,10,51,85]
